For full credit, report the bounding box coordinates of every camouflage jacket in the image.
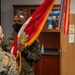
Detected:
[0,47,19,75]
[1,32,41,75]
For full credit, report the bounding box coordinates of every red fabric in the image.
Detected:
[59,0,65,28]
[24,0,54,34]
[11,36,18,55]
[24,0,55,42]
[64,0,70,34]
[10,0,55,55]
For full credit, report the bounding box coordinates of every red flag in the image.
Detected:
[10,0,55,73]
[10,0,55,56]
[64,0,70,34]
[59,0,65,28]
[59,0,70,35]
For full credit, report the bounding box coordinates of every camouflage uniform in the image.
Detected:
[1,32,16,53]
[1,32,41,75]
[0,47,19,75]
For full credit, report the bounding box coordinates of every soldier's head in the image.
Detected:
[0,26,4,45]
[13,15,25,33]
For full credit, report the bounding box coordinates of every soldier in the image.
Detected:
[0,26,19,75]
[1,15,41,75]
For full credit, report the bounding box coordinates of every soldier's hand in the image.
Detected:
[18,44,25,52]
